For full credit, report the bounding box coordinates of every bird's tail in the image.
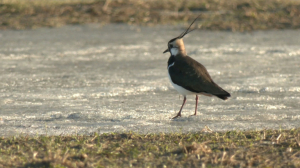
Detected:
[216,92,231,100]
[213,82,231,100]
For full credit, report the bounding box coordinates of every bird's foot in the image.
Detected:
[171,114,181,119]
[189,114,196,117]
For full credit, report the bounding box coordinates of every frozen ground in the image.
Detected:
[0,24,299,136]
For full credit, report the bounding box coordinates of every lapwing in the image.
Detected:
[163,16,230,119]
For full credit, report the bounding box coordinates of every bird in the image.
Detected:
[163,16,231,119]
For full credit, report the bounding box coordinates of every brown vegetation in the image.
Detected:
[0,0,300,31]
[1,129,300,167]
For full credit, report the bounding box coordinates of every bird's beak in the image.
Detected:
[163,48,169,54]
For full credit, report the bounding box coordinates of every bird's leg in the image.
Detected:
[191,95,198,116]
[172,96,186,119]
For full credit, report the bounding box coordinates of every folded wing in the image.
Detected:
[168,56,230,100]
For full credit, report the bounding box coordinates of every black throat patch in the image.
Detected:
[167,55,175,68]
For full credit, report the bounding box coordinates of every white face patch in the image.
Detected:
[170,48,178,56]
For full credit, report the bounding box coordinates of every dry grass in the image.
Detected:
[0,128,300,167]
[0,0,300,31]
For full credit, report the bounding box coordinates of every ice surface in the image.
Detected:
[0,24,300,136]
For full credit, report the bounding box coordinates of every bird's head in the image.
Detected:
[163,37,186,56]
[163,15,200,56]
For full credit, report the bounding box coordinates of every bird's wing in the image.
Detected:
[169,56,230,99]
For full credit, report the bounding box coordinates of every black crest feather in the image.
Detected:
[178,15,200,38]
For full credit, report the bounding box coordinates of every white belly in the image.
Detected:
[168,73,195,96]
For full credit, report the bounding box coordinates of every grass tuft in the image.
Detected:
[0,128,300,167]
